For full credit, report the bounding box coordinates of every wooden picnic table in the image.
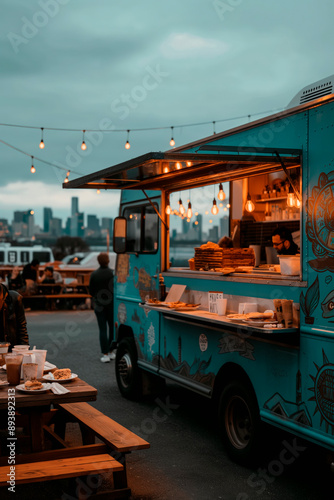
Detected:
[0,368,97,454]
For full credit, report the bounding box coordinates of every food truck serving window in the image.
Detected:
[122,203,159,254]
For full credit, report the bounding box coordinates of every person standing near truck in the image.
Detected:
[0,283,29,348]
[89,252,115,363]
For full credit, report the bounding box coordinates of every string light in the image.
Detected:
[64,170,70,183]
[125,130,131,149]
[245,193,255,212]
[81,130,87,151]
[39,127,45,149]
[169,127,175,147]
[217,183,226,201]
[212,121,216,135]
[96,189,100,194]
[30,156,35,173]
[165,194,171,215]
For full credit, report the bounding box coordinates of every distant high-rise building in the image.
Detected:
[49,218,62,237]
[87,215,100,233]
[71,197,79,216]
[208,225,219,241]
[101,217,113,234]
[44,207,53,233]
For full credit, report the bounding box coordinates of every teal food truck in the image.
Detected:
[65,76,334,463]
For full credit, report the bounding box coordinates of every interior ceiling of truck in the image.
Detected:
[64,147,301,193]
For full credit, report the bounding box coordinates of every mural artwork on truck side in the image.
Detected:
[133,266,157,302]
[308,349,334,433]
[306,170,334,272]
[116,254,130,283]
[300,276,320,325]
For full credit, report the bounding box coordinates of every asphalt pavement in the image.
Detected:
[1,310,332,500]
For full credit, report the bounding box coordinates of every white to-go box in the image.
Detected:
[208,291,224,314]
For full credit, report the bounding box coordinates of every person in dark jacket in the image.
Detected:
[89,253,114,363]
[0,283,29,348]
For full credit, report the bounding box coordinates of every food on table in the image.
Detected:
[24,379,43,390]
[53,368,72,380]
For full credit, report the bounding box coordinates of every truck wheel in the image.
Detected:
[115,338,142,400]
[218,380,261,464]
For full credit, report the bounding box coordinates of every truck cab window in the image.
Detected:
[123,204,158,254]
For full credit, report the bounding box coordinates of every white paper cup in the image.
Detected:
[32,350,47,378]
[13,345,30,351]
[22,363,38,382]
[0,343,10,354]
[216,298,227,316]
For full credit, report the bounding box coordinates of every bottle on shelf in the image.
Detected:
[159,274,166,301]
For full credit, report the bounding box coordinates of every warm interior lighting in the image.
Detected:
[287,186,295,207]
[64,176,69,183]
[217,183,226,201]
[165,204,171,215]
[186,201,193,219]
[178,198,185,215]
[176,162,181,170]
[211,198,219,215]
[39,128,45,149]
[96,189,100,194]
[245,193,255,212]
[169,127,175,147]
[295,197,301,208]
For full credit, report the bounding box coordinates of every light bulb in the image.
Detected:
[295,197,301,208]
[176,162,181,170]
[245,194,255,212]
[170,138,175,147]
[186,202,193,219]
[211,198,219,215]
[165,204,171,215]
[287,192,295,207]
[179,199,185,215]
[30,165,36,173]
[39,139,45,149]
[81,141,87,151]
[97,189,100,194]
[217,183,226,201]
[125,140,131,150]
[64,176,69,183]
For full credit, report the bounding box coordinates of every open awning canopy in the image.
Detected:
[63,147,301,193]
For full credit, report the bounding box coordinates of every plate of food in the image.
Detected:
[242,319,278,327]
[43,369,77,383]
[171,303,200,311]
[144,299,171,307]
[16,380,51,393]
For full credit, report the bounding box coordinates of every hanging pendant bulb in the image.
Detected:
[39,127,45,149]
[165,204,171,215]
[96,189,101,194]
[64,175,69,183]
[295,197,301,208]
[211,198,219,215]
[186,201,193,219]
[169,127,175,147]
[179,198,185,215]
[287,186,295,207]
[30,156,35,173]
[245,193,255,212]
[125,130,131,149]
[81,130,87,151]
[217,183,226,201]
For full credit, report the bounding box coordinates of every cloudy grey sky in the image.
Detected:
[1,0,333,226]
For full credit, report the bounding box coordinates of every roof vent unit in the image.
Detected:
[286,75,334,109]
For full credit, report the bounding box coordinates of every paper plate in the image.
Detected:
[16,383,51,393]
[42,372,78,383]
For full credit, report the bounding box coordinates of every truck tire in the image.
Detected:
[115,338,142,400]
[218,379,261,464]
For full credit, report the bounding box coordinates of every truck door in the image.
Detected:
[115,193,162,373]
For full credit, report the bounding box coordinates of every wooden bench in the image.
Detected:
[0,453,122,486]
[55,402,150,495]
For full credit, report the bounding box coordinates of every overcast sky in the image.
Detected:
[1,0,333,226]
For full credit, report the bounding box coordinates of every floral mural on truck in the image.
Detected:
[308,349,334,433]
[306,170,334,272]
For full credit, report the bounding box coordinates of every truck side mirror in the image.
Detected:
[113,217,127,254]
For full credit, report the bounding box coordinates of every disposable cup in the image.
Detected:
[0,342,10,354]
[216,298,227,316]
[5,353,23,385]
[32,350,47,378]
[13,345,30,351]
[22,363,38,382]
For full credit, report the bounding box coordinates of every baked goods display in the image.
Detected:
[227,310,275,321]
[53,368,71,380]
[24,379,43,390]
[194,243,255,271]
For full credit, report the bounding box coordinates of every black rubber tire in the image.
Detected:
[218,379,261,464]
[115,338,142,400]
